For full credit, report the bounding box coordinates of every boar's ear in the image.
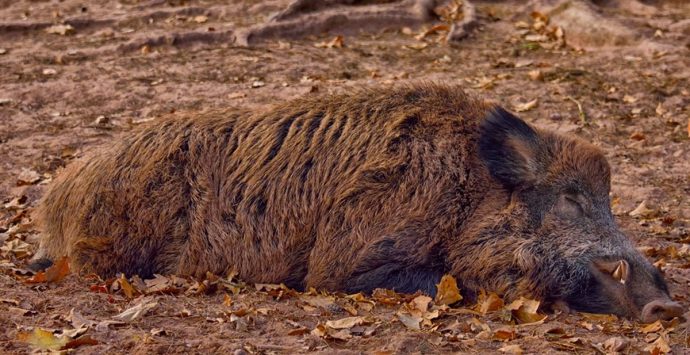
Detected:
[479,107,543,189]
[595,259,629,285]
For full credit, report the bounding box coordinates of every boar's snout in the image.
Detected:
[641,299,684,323]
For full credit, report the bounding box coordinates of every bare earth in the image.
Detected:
[1,0,689,353]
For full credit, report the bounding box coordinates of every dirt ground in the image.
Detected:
[1,0,689,353]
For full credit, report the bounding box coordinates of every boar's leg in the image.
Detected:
[345,263,444,296]
[306,231,446,296]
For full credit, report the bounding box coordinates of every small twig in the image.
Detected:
[566,96,587,125]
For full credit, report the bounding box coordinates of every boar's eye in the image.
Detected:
[555,194,585,218]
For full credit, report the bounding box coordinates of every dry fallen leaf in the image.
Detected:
[17,168,41,185]
[623,95,638,104]
[227,92,247,100]
[493,327,517,341]
[415,24,450,40]
[63,336,99,350]
[630,131,645,141]
[601,337,629,352]
[477,292,504,314]
[46,24,74,35]
[645,333,671,354]
[396,311,422,330]
[67,309,96,329]
[144,274,175,294]
[113,297,158,322]
[3,195,27,210]
[528,70,543,81]
[223,293,232,307]
[17,328,68,351]
[404,42,428,51]
[1,239,32,258]
[372,288,401,305]
[629,200,656,219]
[26,256,70,283]
[302,294,336,309]
[435,274,462,305]
[641,320,664,333]
[411,295,432,313]
[325,316,369,329]
[514,99,538,112]
[95,319,126,332]
[312,323,352,340]
[506,297,546,324]
[498,344,523,354]
[316,35,344,48]
[117,274,136,299]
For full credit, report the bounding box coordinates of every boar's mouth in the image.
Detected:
[561,258,684,322]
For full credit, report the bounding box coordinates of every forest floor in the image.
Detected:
[1,0,689,353]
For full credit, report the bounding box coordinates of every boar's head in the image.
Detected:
[475,107,683,322]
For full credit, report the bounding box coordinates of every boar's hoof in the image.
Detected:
[640,300,684,323]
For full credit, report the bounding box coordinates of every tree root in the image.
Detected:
[235,0,477,46]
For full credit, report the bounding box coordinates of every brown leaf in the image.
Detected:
[26,256,70,284]
[493,327,517,341]
[63,336,99,350]
[288,327,309,336]
[410,295,432,313]
[46,256,70,282]
[117,274,136,299]
[641,320,663,333]
[630,131,645,141]
[506,297,546,324]
[45,24,74,35]
[372,288,402,305]
[396,311,422,330]
[325,316,369,330]
[498,344,523,354]
[544,327,569,340]
[17,168,41,185]
[415,24,450,40]
[1,239,32,258]
[17,328,68,351]
[477,292,504,314]
[95,319,126,332]
[67,309,96,329]
[435,274,462,306]
[629,200,656,218]
[144,274,177,294]
[601,337,629,352]
[580,312,618,323]
[223,293,232,307]
[645,333,671,354]
[311,323,352,340]
[113,297,158,322]
[404,42,428,51]
[528,70,543,81]
[302,294,336,309]
[193,15,208,23]
[514,99,538,112]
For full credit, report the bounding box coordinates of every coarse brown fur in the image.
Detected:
[34,83,682,321]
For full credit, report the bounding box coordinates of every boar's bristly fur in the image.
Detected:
[34,84,682,322]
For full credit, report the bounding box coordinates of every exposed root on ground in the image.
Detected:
[235,0,478,46]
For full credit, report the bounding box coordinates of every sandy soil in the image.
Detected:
[1,0,689,353]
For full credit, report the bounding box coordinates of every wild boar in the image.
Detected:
[32,84,682,322]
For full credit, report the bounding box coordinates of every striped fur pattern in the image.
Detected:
[34,84,677,320]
